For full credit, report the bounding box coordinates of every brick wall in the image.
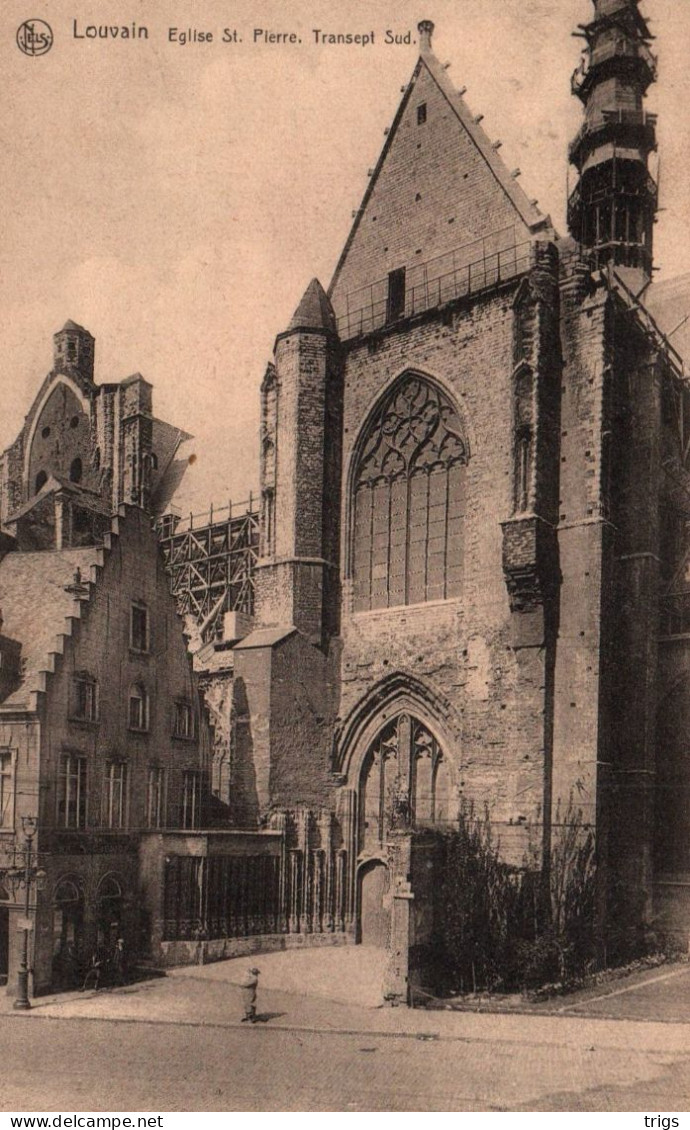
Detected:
[232,632,339,819]
[257,326,342,644]
[330,60,531,327]
[337,281,549,845]
[25,381,99,500]
[38,507,208,839]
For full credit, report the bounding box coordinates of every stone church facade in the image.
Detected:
[205,1,690,994]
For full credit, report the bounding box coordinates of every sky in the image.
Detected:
[1,0,689,513]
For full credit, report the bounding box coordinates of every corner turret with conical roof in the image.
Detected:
[285,278,337,337]
[567,0,658,284]
[254,278,342,647]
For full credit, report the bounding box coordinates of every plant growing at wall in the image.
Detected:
[431,798,597,994]
[432,802,527,992]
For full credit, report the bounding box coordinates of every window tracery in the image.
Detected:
[359,714,451,852]
[352,375,467,611]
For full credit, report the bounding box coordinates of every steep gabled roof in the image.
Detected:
[150,419,194,515]
[6,476,110,525]
[647,272,690,371]
[329,23,552,330]
[415,39,548,231]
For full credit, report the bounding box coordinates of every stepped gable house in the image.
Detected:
[0,322,214,995]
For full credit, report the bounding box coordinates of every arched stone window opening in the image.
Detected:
[351,375,467,611]
[97,874,124,950]
[52,876,85,988]
[263,437,276,488]
[515,427,532,513]
[262,488,276,557]
[35,470,48,494]
[358,713,453,853]
[69,457,82,484]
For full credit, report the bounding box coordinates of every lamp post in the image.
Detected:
[12,815,45,1011]
[14,815,37,1009]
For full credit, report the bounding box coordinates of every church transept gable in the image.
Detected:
[329,23,551,340]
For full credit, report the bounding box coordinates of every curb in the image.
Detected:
[6,1003,690,1055]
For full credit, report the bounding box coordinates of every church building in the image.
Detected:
[197,0,690,997]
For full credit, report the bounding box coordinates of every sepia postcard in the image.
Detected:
[1,0,689,1117]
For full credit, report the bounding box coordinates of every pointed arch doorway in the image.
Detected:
[355,710,454,945]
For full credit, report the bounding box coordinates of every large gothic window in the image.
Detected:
[359,715,452,853]
[352,375,467,612]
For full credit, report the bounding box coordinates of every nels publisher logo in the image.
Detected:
[16,18,53,55]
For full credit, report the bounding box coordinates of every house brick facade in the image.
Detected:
[0,507,211,994]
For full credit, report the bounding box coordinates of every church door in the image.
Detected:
[359,861,390,947]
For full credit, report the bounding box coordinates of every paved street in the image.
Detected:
[1,1009,689,1112]
[1,949,689,1112]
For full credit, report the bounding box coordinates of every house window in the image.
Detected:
[35,470,48,494]
[105,762,128,829]
[174,700,194,740]
[181,771,201,830]
[128,683,149,732]
[0,750,14,829]
[386,267,406,323]
[352,374,468,611]
[69,457,82,484]
[57,754,87,829]
[72,674,98,722]
[130,603,149,653]
[417,102,427,125]
[147,767,167,829]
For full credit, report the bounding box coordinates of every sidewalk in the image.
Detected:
[4,946,690,1056]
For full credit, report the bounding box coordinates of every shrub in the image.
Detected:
[430,799,597,993]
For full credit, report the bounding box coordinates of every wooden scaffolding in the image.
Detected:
[155,498,259,639]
